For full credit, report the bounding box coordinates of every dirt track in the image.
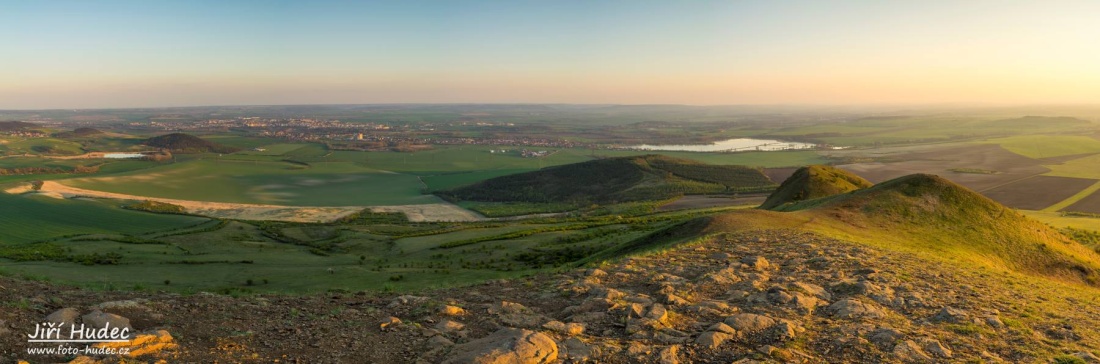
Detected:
[25,181,482,223]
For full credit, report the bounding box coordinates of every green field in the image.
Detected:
[48,141,824,204]
[1045,153,1100,179]
[62,158,436,206]
[0,137,85,155]
[0,193,206,243]
[235,143,310,156]
[0,203,725,293]
[984,135,1100,159]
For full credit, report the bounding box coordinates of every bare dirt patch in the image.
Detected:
[982,175,1097,210]
[839,144,1049,192]
[371,203,485,222]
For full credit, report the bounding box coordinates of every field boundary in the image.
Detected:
[1043,180,1100,212]
[17,181,482,223]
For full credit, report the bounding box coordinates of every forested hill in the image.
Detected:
[142,133,239,153]
[438,155,776,204]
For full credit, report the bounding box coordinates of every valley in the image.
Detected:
[3,105,1100,363]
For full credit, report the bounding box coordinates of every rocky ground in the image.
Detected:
[3,229,1100,363]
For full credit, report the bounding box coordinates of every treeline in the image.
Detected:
[0,165,100,175]
[440,157,646,204]
[0,242,122,265]
[646,158,774,189]
[440,155,777,205]
[124,201,187,214]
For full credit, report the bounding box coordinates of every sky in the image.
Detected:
[2,0,1099,109]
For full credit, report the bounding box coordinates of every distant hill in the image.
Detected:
[759,165,873,210]
[54,127,105,138]
[438,155,776,204]
[0,121,38,131]
[703,173,1100,287]
[142,133,239,154]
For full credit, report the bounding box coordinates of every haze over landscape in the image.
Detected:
[5,1,1100,364]
[4,1,1100,108]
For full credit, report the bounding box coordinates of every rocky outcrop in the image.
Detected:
[443,328,558,364]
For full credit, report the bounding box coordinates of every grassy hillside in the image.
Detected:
[438,155,776,204]
[759,165,872,209]
[143,133,240,153]
[0,193,205,244]
[731,174,1100,286]
[0,121,39,131]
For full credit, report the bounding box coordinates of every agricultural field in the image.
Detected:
[981,176,1097,211]
[61,159,436,206]
[0,137,85,155]
[983,135,1100,159]
[0,202,732,293]
[0,193,205,243]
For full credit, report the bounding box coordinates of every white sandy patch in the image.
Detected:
[2,183,34,194]
[370,203,485,222]
[25,181,488,223]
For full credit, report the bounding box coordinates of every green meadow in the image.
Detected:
[0,193,205,244]
[63,158,436,206]
[0,205,722,293]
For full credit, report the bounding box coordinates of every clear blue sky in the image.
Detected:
[2,1,1099,109]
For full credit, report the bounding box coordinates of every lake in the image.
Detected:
[626,138,816,152]
[103,153,145,159]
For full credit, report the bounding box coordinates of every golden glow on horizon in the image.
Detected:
[3,1,1100,108]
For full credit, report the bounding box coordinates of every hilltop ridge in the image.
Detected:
[142,133,239,154]
[759,165,872,210]
[438,155,776,204]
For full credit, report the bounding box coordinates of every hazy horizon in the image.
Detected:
[4,1,1100,109]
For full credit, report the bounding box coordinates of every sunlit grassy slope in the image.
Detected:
[759,165,873,209]
[710,173,1100,287]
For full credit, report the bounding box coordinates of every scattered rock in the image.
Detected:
[768,320,802,342]
[81,310,133,336]
[708,322,736,335]
[740,256,771,270]
[827,299,885,319]
[627,342,651,356]
[441,305,466,316]
[791,281,831,300]
[436,319,466,334]
[443,328,558,364]
[920,338,952,358]
[646,304,670,324]
[984,315,1004,329]
[380,316,402,330]
[724,313,775,334]
[869,327,903,348]
[931,307,969,323]
[658,345,681,364]
[542,321,584,336]
[701,267,742,285]
[696,331,733,349]
[663,293,690,306]
[892,340,932,363]
[586,269,607,278]
[46,307,80,327]
[562,338,594,361]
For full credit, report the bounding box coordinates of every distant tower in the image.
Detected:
[356,133,364,140]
